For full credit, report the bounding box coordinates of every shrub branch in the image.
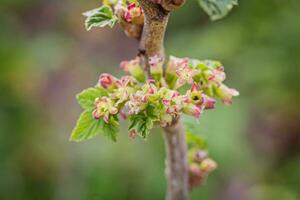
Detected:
[137,0,188,199]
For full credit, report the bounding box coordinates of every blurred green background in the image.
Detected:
[1,0,300,199]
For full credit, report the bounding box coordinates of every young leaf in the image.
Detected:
[70,111,119,142]
[145,104,160,120]
[186,131,207,149]
[182,114,200,133]
[83,5,118,31]
[76,87,108,110]
[70,110,104,141]
[182,114,207,149]
[102,115,119,142]
[198,0,238,20]
[128,114,154,139]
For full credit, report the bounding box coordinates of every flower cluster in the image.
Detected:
[165,56,239,105]
[113,1,144,25]
[89,55,239,139]
[188,151,217,190]
[185,131,217,190]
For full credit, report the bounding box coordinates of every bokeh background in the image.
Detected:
[1,0,300,199]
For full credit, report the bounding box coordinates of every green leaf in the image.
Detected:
[182,114,200,133]
[182,114,207,149]
[83,5,118,31]
[70,111,119,142]
[128,114,154,139]
[198,0,238,20]
[76,87,108,110]
[186,131,207,149]
[70,110,103,141]
[145,104,160,120]
[102,115,119,142]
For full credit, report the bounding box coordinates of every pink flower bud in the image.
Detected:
[165,56,189,88]
[125,90,149,115]
[191,83,199,92]
[119,109,128,120]
[167,56,189,72]
[186,83,203,105]
[127,3,136,10]
[202,94,216,109]
[92,97,118,123]
[103,114,110,123]
[148,84,156,94]
[161,89,183,116]
[120,57,145,82]
[175,65,199,88]
[114,3,126,18]
[143,80,157,95]
[200,158,217,173]
[188,163,204,190]
[129,129,137,139]
[92,109,101,119]
[183,103,202,118]
[207,66,226,83]
[115,75,137,88]
[147,79,156,84]
[98,73,117,90]
[123,3,144,23]
[149,54,164,81]
[216,85,239,105]
[194,150,208,163]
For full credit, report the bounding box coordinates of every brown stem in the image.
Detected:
[138,0,169,56]
[137,0,169,76]
[137,1,188,199]
[163,119,189,200]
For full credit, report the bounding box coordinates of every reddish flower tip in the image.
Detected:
[99,73,115,89]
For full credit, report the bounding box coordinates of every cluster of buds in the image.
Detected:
[93,97,118,123]
[149,54,164,81]
[188,150,217,190]
[120,57,145,82]
[102,0,144,39]
[114,1,144,24]
[165,56,239,105]
[91,55,239,136]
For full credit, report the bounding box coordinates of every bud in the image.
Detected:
[188,163,204,190]
[202,94,216,109]
[149,54,164,81]
[92,97,118,123]
[215,85,239,105]
[194,150,208,163]
[129,129,137,139]
[161,89,183,116]
[98,73,117,91]
[183,103,202,118]
[200,158,217,173]
[165,56,189,88]
[123,3,144,24]
[120,57,145,82]
[115,75,137,88]
[125,90,148,115]
[207,66,226,83]
[175,65,199,89]
[187,83,202,105]
[114,2,127,18]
